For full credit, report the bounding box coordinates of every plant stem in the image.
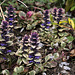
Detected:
[0,0,6,6]
[33,6,44,13]
[17,0,28,8]
[0,5,5,21]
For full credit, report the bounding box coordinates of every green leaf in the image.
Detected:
[49,0,57,3]
[18,66,24,73]
[58,32,68,37]
[72,18,75,24]
[29,70,36,75]
[2,69,9,75]
[14,67,19,73]
[65,0,74,12]
[67,35,74,42]
[50,14,53,23]
[22,58,28,64]
[19,11,26,19]
[14,66,24,73]
[13,72,18,75]
[70,6,75,11]
[45,54,52,62]
[17,58,22,65]
[35,64,44,71]
[53,53,59,59]
[45,62,57,68]
[59,21,67,25]
[26,24,32,30]
[52,22,58,25]
[61,42,66,48]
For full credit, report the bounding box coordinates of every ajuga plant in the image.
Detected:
[15,34,29,65]
[28,32,41,65]
[15,31,41,73]
[5,5,19,49]
[5,5,18,29]
[0,21,12,55]
[48,8,74,51]
[40,10,51,31]
[52,7,65,24]
[39,8,72,53]
[39,10,52,47]
[5,5,21,35]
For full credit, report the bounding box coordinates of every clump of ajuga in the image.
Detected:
[52,7,65,24]
[28,32,41,65]
[0,21,12,54]
[5,5,19,47]
[15,34,29,65]
[16,32,41,66]
[40,10,51,31]
[5,5,18,29]
[51,8,71,50]
[39,10,52,47]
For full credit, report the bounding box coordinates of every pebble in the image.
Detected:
[42,72,47,75]
[63,66,71,70]
[61,62,69,66]
[38,43,44,48]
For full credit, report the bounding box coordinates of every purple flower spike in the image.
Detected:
[40,10,51,31]
[1,21,9,42]
[6,5,16,29]
[29,32,41,64]
[52,7,65,24]
[0,20,12,55]
[22,34,29,52]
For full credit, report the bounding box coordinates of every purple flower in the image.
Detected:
[3,57,7,60]
[40,10,51,31]
[0,43,7,46]
[6,5,16,28]
[7,50,11,53]
[0,21,12,55]
[1,21,9,41]
[29,32,41,64]
[22,34,29,51]
[52,7,65,24]
[29,60,34,63]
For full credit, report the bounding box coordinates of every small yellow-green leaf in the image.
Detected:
[45,54,52,62]
[59,21,67,25]
[29,70,36,75]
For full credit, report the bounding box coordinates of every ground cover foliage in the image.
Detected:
[0,0,75,75]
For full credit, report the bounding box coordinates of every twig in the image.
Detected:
[17,0,28,8]
[33,6,44,13]
[0,6,5,21]
[0,0,6,21]
[0,0,6,6]
[59,25,73,30]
